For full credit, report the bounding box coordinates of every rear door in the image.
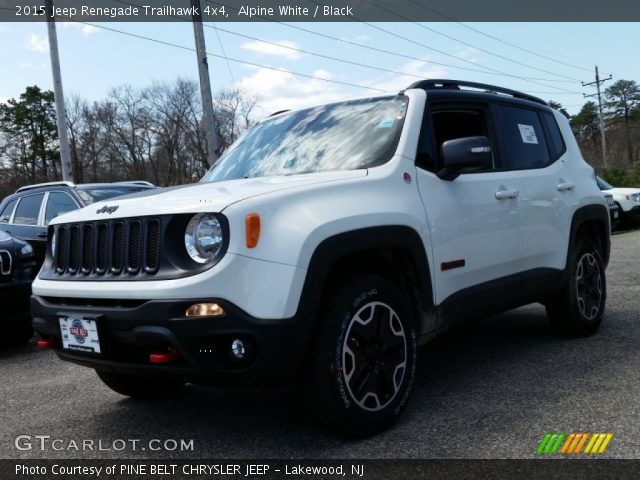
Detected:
[494,105,572,277]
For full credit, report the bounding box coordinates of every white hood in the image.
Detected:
[52,170,368,224]
[603,187,640,196]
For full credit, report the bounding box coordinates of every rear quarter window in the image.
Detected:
[540,111,567,160]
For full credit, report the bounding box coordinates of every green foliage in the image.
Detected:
[548,101,570,119]
[0,85,60,182]
[600,166,640,187]
[570,101,599,140]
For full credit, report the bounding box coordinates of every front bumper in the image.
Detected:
[624,205,640,217]
[31,295,309,387]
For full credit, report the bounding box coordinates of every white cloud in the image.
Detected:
[235,58,449,120]
[366,58,448,92]
[239,40,302,60]
[62,22,98,35]
[26,33,48,53]
[237,67,350,117]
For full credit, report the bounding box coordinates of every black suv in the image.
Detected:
[0,230,37,346]
[0,181,155,264]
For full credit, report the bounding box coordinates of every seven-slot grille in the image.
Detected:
[53,218,161,277]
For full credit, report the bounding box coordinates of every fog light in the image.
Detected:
[185,303,225,317]
[230,339,246,360]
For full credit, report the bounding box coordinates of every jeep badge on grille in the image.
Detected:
[96,205,119,215]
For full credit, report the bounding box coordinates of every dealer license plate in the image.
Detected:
[59,316,101,354]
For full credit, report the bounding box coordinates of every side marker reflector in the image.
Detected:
[245,213,261,248]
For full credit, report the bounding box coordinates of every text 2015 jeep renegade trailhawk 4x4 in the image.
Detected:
[32,80,610,436]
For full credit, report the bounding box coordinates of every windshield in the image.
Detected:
[76,186,152,205]
[201,96,408,182]
[596,176,613,190]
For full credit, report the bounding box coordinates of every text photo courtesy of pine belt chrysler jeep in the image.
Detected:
[31,80,610,437]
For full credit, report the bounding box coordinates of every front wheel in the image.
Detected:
[545,237,606,336]
[305,275,417,437]
[96,370,185,399]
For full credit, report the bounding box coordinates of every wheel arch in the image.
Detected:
[568,204,610,268]
[294,225,433,328]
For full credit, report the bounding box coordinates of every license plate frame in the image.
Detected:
[59,314,103,355]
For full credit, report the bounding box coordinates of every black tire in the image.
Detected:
[304,274,417,437]
[545,237,606,336]
[96,370,185,399]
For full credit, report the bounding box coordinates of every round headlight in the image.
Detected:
[184,214,224,264]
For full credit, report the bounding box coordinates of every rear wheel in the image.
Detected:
[545,237,606,336]
[96,370,185,399]
[305,275,417,437]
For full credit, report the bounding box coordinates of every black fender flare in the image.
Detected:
[293,225,432,331]
[567,204,610,267]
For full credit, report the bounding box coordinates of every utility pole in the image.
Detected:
[582,66,612,169]
[191,0,219,168]
[45,0,74,182]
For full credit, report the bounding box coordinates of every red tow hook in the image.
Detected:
[149,348,178,364]
[37,338,54,350]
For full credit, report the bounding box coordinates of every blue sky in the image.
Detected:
[0,21,638,117]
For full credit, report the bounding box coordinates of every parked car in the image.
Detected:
[31,80,610,436]
[603,193,620,230]
[0,230,37,346]
[0,181,155,265]
[596,176,640,223]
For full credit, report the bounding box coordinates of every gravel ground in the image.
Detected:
[1,230,639,459]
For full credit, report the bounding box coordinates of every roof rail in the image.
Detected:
[406,79,547,106]
[269,109,290,117]
[16,181,75,193]
[115,181,155,187]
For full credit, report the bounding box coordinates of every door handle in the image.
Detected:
[495,190,519,200]
[557,182,575,191]
[36,232,48,239]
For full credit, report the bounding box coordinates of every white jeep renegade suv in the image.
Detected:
[32,80,610,436]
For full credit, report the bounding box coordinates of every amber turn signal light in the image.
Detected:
[245,213,261,248]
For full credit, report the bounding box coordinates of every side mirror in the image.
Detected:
[437,136,492,181]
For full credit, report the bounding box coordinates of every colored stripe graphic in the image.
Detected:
[538,433,613,455]
[537,433,565,454]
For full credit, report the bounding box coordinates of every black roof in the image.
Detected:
[405,79,548,107]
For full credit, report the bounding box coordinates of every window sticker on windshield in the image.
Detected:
[377,119,395,128]
[518,124,538,144]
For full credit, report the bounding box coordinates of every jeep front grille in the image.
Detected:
[53,218,161,278]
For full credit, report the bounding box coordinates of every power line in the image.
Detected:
[60,19,391,93]
[354,22,581,94]
[368,0,583,82]
[211,22,236,85]
[203,0,579,85]
[405,0,608,75]
[301,0,582,94]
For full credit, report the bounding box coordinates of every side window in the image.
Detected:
[45,192,78,225]
[497,105,550,169]
[540,111,566,160]
[418,107,494,171]
[13,193,44,226]
[0,198,18,223]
